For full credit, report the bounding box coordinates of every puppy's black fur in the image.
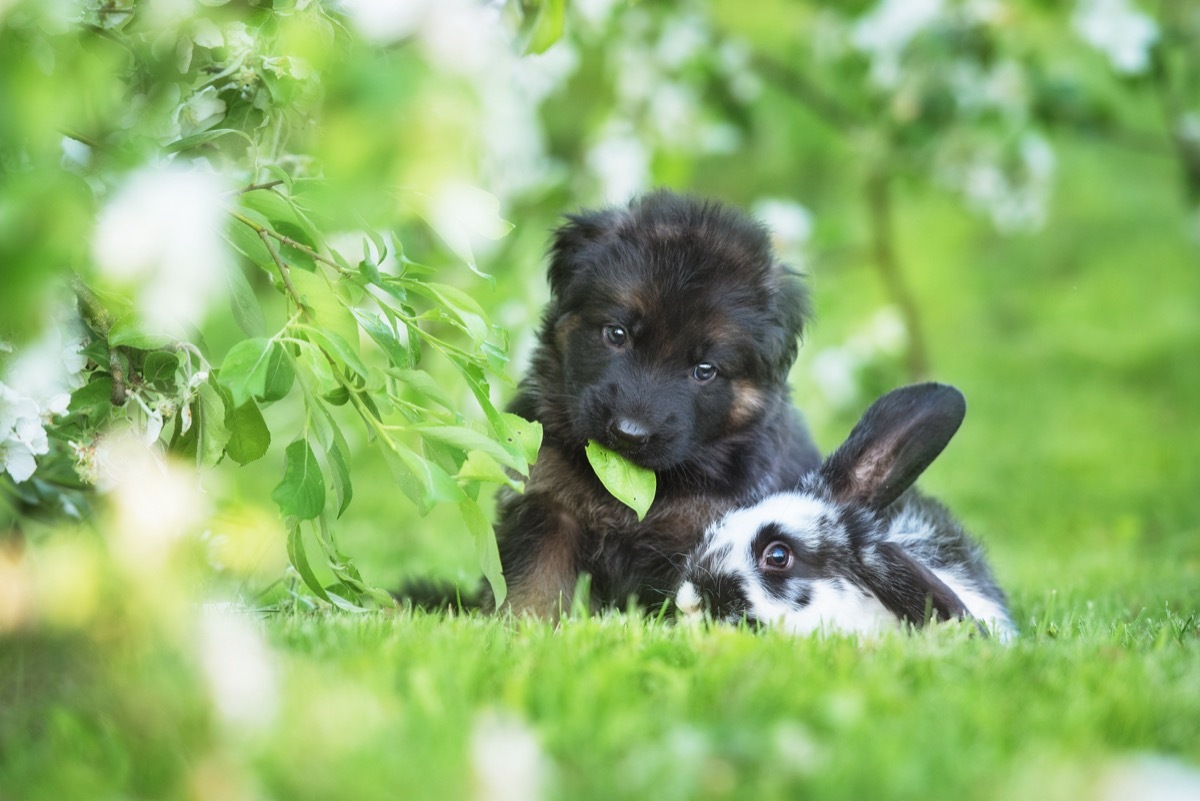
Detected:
[493,191,821,614]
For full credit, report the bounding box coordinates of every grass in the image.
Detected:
[3,131,1200,801]
[3,608,1199,801]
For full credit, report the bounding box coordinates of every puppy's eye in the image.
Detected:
[760,541,793,571]
[603,324,628,348]
[693,362,718,383]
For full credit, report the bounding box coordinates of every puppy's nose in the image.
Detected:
[608,417,650,451]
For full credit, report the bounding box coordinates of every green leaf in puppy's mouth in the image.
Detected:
[585,440,657,522]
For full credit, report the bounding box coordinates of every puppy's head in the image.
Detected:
[539,191,810,472]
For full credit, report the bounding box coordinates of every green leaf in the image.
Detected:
[457,450,525,493]
[142,351,180,390]
[308,403,354,517]
[261,343,295,402]
[226,264,266,337]
[585,440,657,522]
[286,525,331,602]
[353,308,409,369]
[223,397,271,466]
[196,379,231,469]
[381,440,463,515]
[524,0,566,54]
[272,439,326,520]
[390,368,456,413]
[108,315,175,350]
[164,128,254,154]
[290,268,360,349]
[408,282,490,345]
[299,324,369,381]
[294,340,339,396]
[218,337,274,407]
[460,498,506,609]
[225,218,274,273]
[501,413,543,467]
[326,440,353,517]
[67,376,114,423]
[415,424,526,472]
[240,188,319,247]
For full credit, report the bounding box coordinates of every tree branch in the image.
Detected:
[752,54,866,131]
[257,228,305,311]
[230,210,353,277]
[865,169,931,381]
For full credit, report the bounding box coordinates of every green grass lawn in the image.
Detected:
[3,140,1199,800]
[4,608,1199,801]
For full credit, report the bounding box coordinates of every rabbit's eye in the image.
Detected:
[761,541,793,571]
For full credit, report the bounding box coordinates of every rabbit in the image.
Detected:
[674,382,1016,641]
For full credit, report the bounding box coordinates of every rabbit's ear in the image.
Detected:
[820,383,965,511]
[859,542,972,628]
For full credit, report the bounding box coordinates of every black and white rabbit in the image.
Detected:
[675,383,1015,641]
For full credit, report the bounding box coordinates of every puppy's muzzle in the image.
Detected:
[607,417,651,452]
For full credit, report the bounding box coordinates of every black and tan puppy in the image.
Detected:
[493,191,821,615]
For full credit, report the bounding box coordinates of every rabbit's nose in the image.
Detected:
[675,581,703,618]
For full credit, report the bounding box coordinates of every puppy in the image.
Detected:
[492,190,821,615]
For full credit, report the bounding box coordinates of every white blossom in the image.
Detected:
[339,0,427,44]
[586,125,650,202]
[1073,0,1160,75]
[753,198,815,267]
[1098,754,1200,801]
[92,166,232,338]
[471,711,550,801]
[198,605,279,733]
[852,0,945,89]
[0,383,49,483]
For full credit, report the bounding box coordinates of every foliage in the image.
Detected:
[1,1,1198,800]
[1,0,561,607]
[585,439,656,521]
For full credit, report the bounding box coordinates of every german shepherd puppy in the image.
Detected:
[492,191,821,615]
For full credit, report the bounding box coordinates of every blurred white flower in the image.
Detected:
[339,0,427,43]
[753,198,815,267]
[426,183,515,265]
[175,86,227,136]
[656,14,709,69]
[771,721,828,775]
[852,0,945,89]
[586,125,649,202]
[1098,754,1200,801]
[1073,0,1159,75]
[96,432,211,565]
[92,166,232,337]
[810,308,909,408]
[471,711,549,801]
[420,0,507,75]
[960,133,1056,233]
[811,347,860,408]
[477,43,577,202]
[574,0,619,30]
[0,382,49,483]
[198,605,279,733]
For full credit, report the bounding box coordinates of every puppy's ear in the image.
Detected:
[858,541,971,628]
[765,264,811,374]
[547,208,626,300]
[820,383,965,511]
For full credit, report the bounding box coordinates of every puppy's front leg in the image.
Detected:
[493,499,583,617]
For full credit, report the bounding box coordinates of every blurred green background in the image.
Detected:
[1,1,1198,800]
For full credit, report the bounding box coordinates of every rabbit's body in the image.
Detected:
[675,384,1016,641]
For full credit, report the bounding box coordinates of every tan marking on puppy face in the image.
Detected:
[728,379,767,430]
[554,312,582,353]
